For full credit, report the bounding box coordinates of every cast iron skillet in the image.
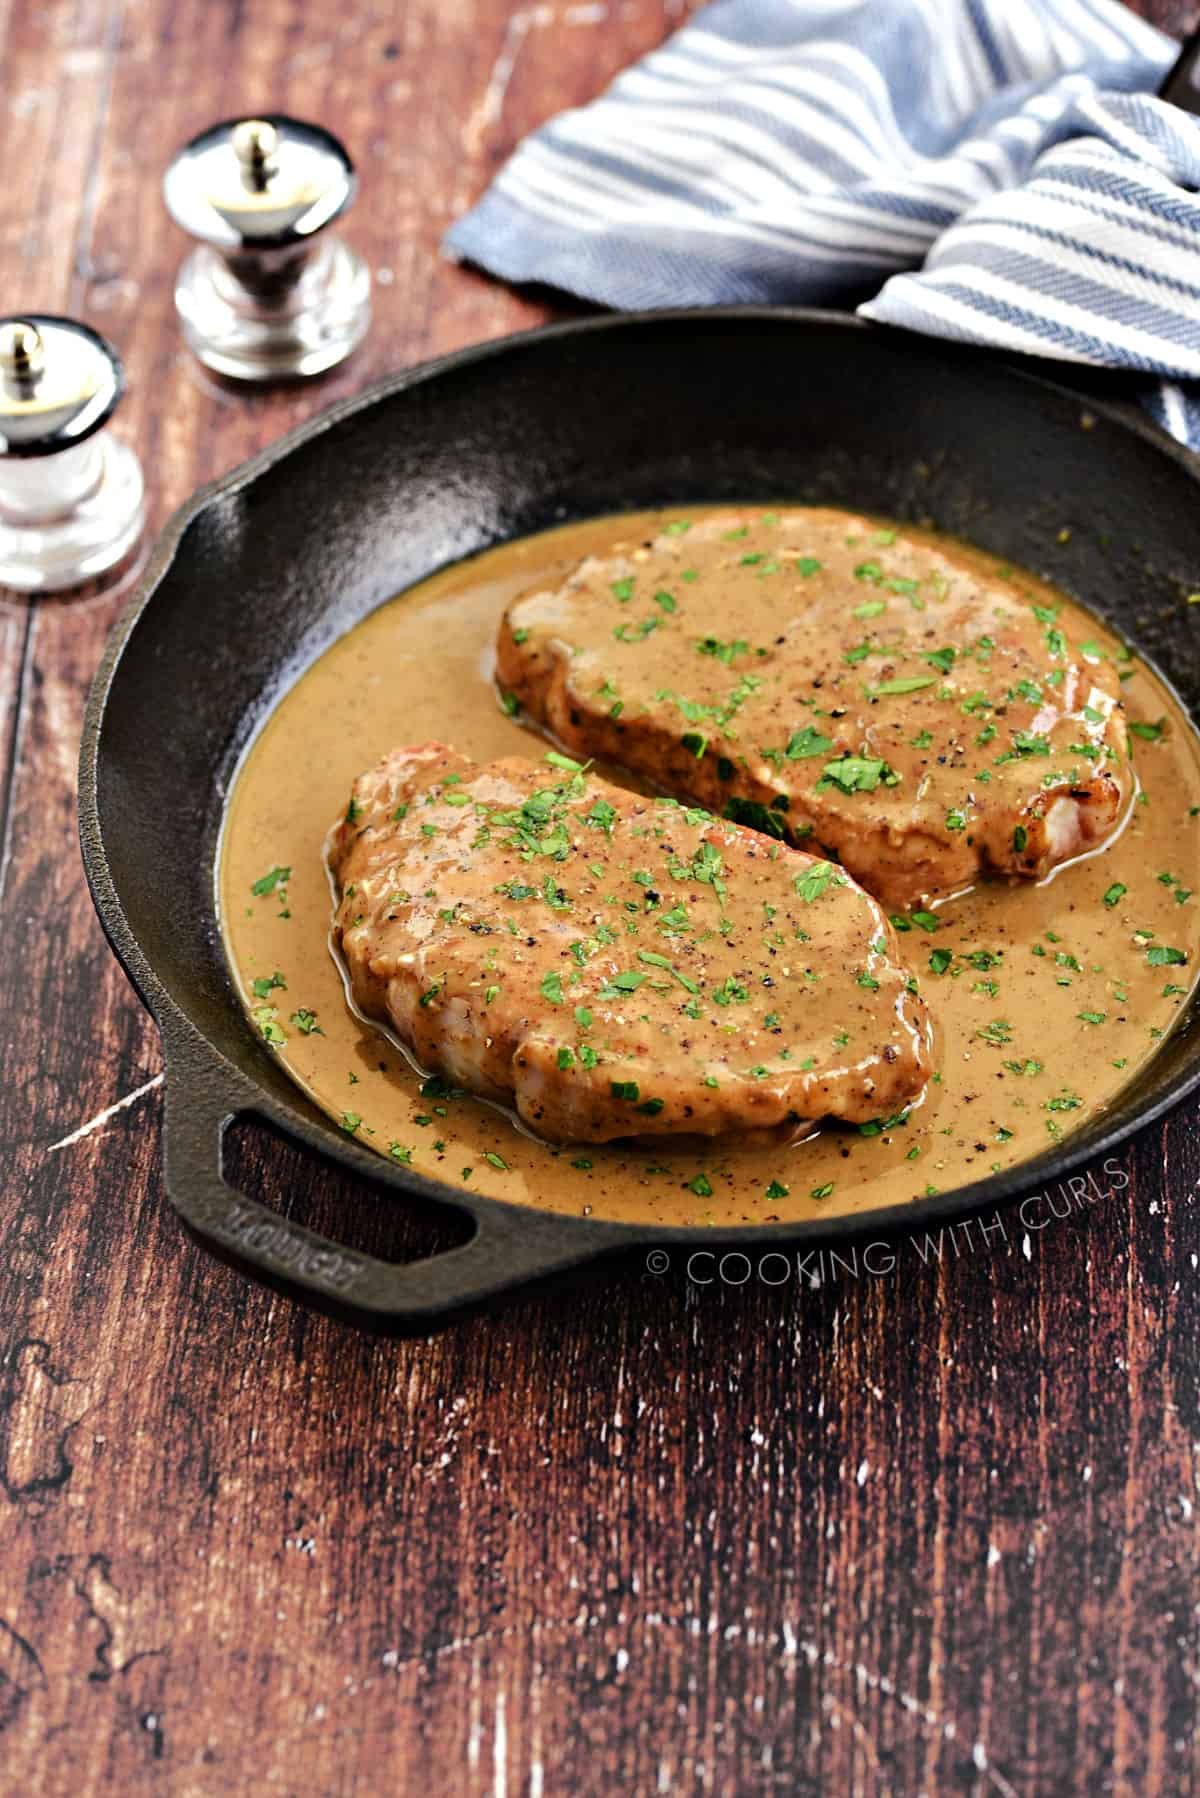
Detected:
[79,309,1200,1330]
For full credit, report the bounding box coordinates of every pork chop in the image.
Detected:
[495,508,1132,910]
[329,744,933,1144]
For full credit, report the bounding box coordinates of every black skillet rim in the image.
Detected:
[78,305,1200,1263]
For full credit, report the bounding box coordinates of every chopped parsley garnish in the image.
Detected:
[697,634,750,665]
[723,797,787,839]
[872,676,935,696]
[251,1006,286,1046]
[785,725,834,760]
[250,865,291,896]
[858,1108,910,1137]
[794,861,844,904]
[585,797,617,834]
[637,950,699,992]
[818,756,899,794]
[712,976,750,1006]
[598,971,647,999]
[997,730,1051,760]
[614,616,658,643]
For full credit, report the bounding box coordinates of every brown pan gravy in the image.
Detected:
[218,509,1200,1228]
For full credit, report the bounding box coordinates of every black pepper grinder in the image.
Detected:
[0,315,144,592]
[163,115,371,381]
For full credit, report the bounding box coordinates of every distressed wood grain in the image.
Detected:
[0,2,1198,1794]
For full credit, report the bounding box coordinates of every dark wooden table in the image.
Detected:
[3,2,1199,1792]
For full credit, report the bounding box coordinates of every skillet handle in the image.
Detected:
[160,1044,621,1330]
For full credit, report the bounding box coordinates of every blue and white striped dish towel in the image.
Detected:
[444,0,1200,449]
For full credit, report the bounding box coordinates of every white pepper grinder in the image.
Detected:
[163,115,371,381]
[0,316,145,593]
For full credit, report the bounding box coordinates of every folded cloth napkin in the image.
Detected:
[444,0,1200,447]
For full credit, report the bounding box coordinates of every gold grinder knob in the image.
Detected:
[231,118,279,187]
[0,320,46,387]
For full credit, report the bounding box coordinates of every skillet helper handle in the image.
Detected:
[160,1044,617,1328]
